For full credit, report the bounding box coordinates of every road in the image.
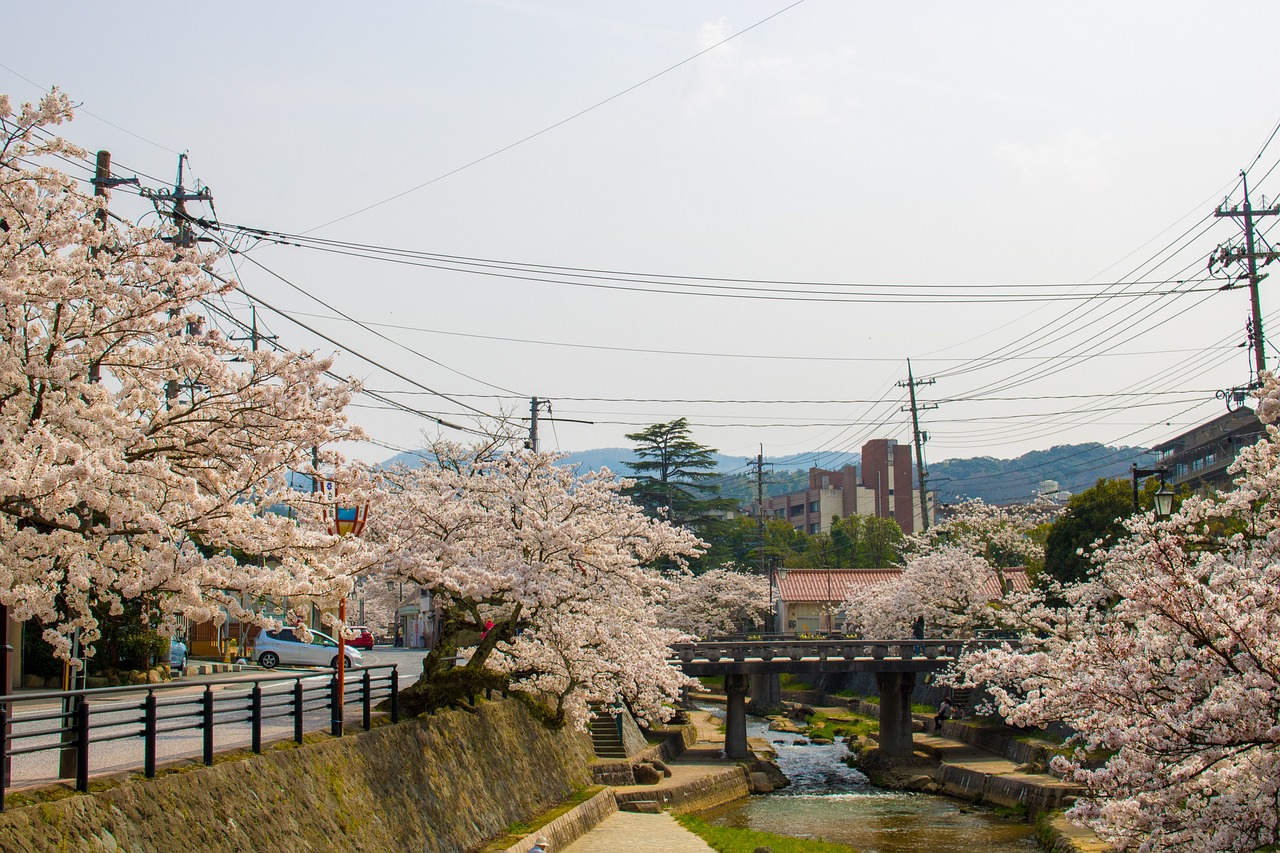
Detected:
[4,646,432,793]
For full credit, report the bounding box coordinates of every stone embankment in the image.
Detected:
[0,699,596,852]
[0,698,764,853]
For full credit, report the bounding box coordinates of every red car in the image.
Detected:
[346,626,375,649]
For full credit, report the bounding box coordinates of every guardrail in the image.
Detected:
[0,664,399,810]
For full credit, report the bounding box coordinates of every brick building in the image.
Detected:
[759,438,933,535]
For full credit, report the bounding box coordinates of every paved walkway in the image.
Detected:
[559,811,715,852]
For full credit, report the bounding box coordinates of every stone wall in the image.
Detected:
[939,720,1059,767]
[613,765,750,815]
[0,700,595,853]
[935,763,1078,813]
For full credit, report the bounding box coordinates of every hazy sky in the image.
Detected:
[7,1,1280,474]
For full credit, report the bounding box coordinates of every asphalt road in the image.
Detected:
[4,645,435,793]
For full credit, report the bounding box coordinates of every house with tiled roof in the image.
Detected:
[773,566,1031,633]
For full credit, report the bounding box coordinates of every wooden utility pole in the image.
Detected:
[898,361,936,533]
[1213,171,1280,379]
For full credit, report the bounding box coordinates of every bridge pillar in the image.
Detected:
[724,674,750,759]
[874,671,917,758]
[749,673,781,711]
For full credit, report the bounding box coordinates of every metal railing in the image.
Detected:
[0,664,399,810]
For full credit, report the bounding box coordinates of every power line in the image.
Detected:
[303,0,809,232]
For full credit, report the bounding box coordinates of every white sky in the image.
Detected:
[7,1,1280,472]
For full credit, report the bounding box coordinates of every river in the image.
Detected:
[696,709,1040,853]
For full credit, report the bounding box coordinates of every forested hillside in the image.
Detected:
[928,443,1149,504]
[382,443,1149,506]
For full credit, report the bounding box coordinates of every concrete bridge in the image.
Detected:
[670,636,993,760]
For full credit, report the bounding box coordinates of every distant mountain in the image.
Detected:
[378,443,1151,507]
[929,443,1152,505]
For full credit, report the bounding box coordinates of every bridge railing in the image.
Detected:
[669,637,1004,664]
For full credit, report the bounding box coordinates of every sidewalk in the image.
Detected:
[559,811,714,853]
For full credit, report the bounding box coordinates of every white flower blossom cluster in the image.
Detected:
[0,92,374,660]
[369,439,704,730]
[840,499,1054,639]
[951,378,1280,851]
[659,565,770,639]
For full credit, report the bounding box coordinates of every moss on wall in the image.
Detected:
[0,700,594,853]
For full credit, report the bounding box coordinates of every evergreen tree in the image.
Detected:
[623,418,737,541]
[1043,476,1173,586]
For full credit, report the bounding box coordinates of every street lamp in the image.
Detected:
[321,480,370,734]
[1131,465,1171,516]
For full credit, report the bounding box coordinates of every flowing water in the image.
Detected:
[696,708,1040,853]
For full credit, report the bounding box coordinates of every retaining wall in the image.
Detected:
[938,720,1062,766]
[0,699,594,853]
[935,764,1079,813]
[613,765,750,815]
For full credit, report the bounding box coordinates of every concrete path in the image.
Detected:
[559,811,715,852]
[916,731,1079,794]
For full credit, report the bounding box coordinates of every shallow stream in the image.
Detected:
[696,708,1039,853]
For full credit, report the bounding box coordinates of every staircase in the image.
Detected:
[588,706,629,759]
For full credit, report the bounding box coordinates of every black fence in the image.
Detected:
[0,664,399,810]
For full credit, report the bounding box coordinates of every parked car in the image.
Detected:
[167,638,188,671]
[346,626,375,649]
[253,628,363,669]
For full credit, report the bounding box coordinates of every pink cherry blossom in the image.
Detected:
[0,92,374,661]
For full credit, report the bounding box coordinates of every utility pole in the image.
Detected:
[747,448,775,630]
[229,305,277,353]
[87,150,137,384]
[143,154,212,407]
[898,360,937,533]
[1212,170,1280,380]
[525,397,592,451]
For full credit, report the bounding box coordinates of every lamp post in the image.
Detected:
[321,481,369,734]
[1131,465,1173,517]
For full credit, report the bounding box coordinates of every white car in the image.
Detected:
[253,628,363,669]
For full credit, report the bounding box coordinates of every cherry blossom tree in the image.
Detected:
[660,565,770,638]
[369,437,703,729]
[840,546,1020,638]
[905,497,1057,577]
[0,91,369,662]
[841,499,1055,638]
[952,379,1280,851]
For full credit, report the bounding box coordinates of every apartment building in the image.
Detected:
[1152,406,1263,493]
[759,438,933,535]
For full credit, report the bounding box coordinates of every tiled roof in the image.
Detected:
[776,567,1031,603]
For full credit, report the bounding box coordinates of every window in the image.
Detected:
[808,523,820,534]
[790,504,803,517]
[774,509,785,519]
[809,501,820,512]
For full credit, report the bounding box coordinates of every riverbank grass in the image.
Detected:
[675,813,862,853]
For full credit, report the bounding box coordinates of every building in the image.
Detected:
[1152,407,1263,494]
[396,585,441,649]
[759,439,933,535]
[773,566,1032,633]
